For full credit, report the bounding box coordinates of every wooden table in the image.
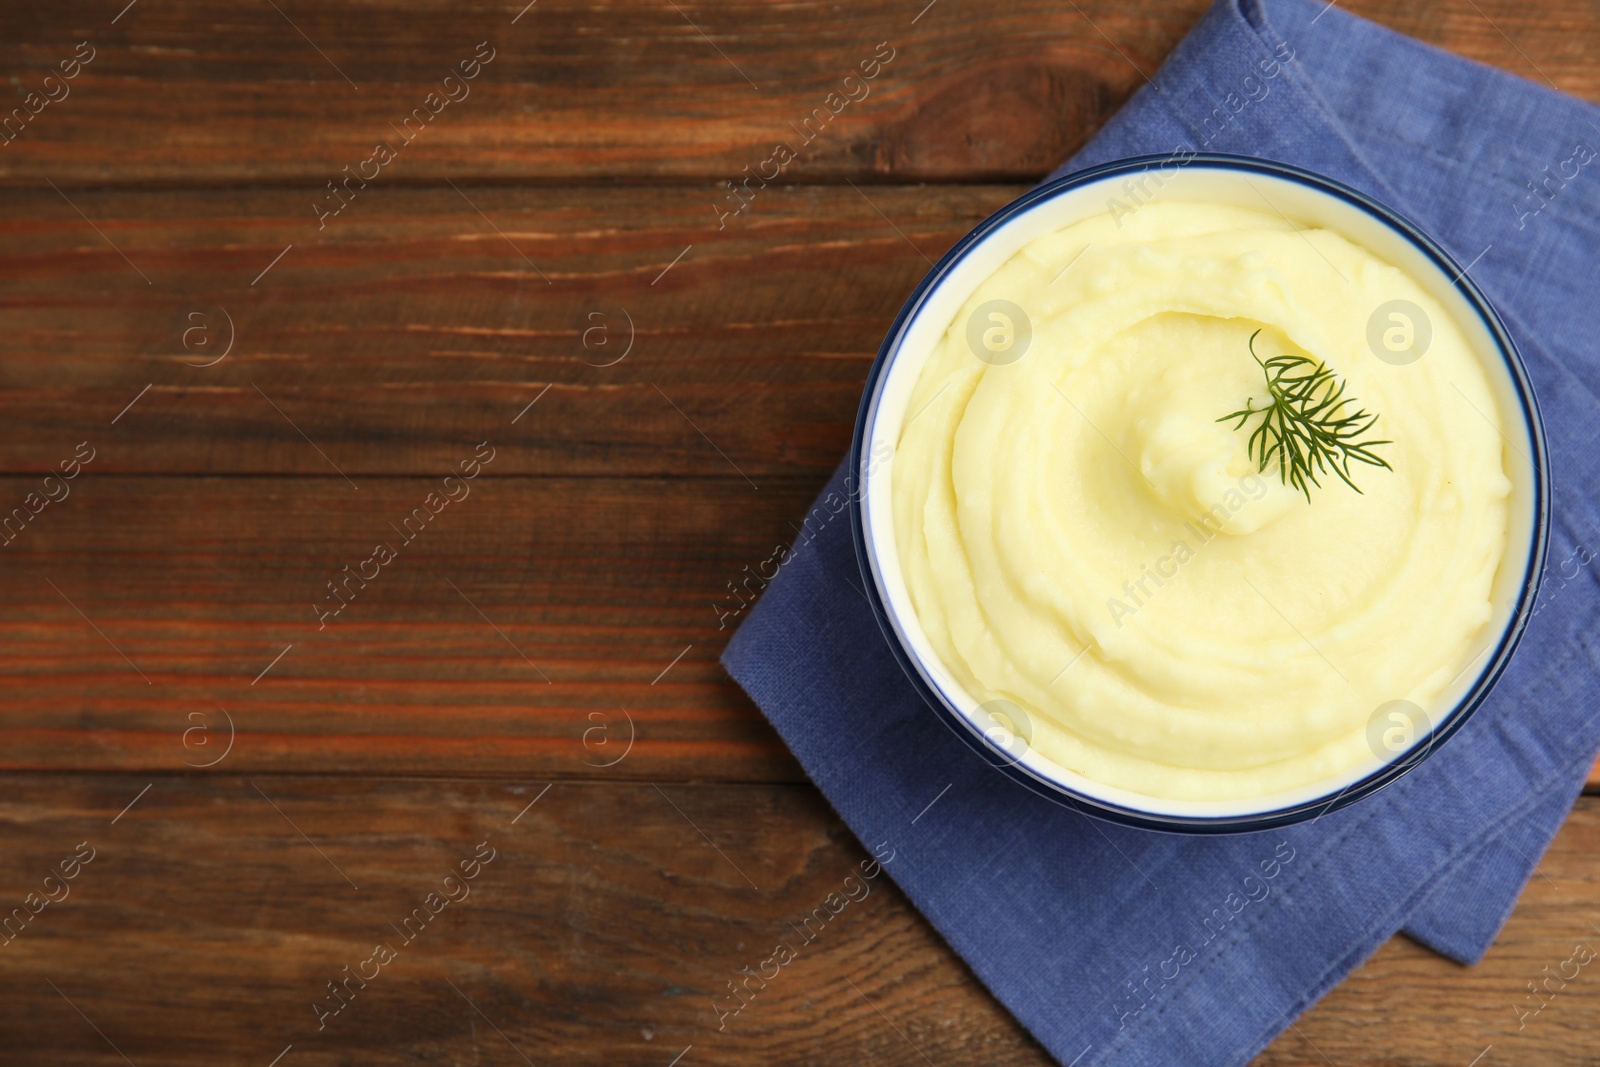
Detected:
[1,2,1595,1063]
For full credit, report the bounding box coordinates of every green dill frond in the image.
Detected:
[1217,330,1393,502]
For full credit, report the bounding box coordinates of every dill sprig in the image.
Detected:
[1217,330,1392,502]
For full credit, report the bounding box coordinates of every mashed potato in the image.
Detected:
[892,200,1510,801]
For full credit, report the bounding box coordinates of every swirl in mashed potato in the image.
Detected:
[892,200,1510,802]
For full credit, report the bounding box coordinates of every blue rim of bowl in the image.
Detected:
[848,152,1551,834]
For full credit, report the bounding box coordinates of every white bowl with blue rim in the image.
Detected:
[849,154,1549,833]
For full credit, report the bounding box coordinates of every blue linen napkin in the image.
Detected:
[723,0,1600,1063]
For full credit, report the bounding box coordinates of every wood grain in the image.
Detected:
[0,775,1596,1066]
[0,1,1595,186]
[0,475,815,780]
[0,0,1189,185]
[0,774,1051,1067]
[0,184,1017,477]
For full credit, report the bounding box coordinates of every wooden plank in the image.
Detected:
[0,774,1051,1066]
[0,0,1193,186]
[0,774,1595,1066]
[0,183,1018,477]
[1,1,1596,187]
[0,474,817,780]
